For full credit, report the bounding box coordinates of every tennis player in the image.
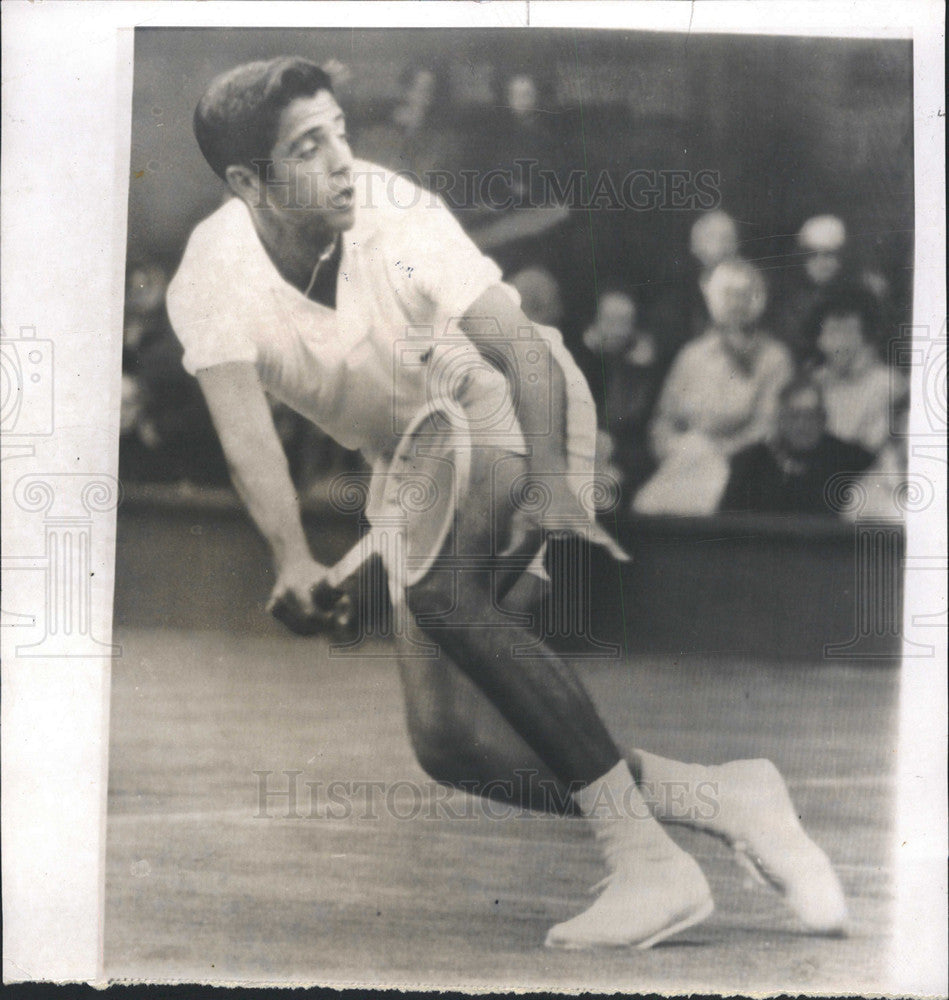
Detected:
[166,56,847,948]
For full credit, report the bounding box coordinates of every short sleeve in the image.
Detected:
[396,188,504,319]
[166,223,259,377]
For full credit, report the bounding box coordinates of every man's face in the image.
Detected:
[260,90,356,234]
[818,313,865,376]
[406,69,436,109]
[705,266,762,332]
[803,249,841,286]
[777,388,826,454]
[593,294,636,354]
[690,215,739,270]
[507,75,538,115]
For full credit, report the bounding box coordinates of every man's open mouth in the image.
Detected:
[332,187,355,209]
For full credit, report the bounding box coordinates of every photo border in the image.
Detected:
[1,1,944,992]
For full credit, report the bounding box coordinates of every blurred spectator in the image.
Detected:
[321,59,352,92]
[580,291,663,493]
[811,287,908,456]
[770,214,848,363]
[510,266,564,328]
[635,260,793,515]
[355,65,461,184]
[839,406,910,521]
[799,215,847,285]
[493,73,563,191]
[121,260,228,485]
[648,209,741,356]
[124,260,172,360]
[720,376,873,516]
[769,211,904,367]
[118,372,169,482]
[769,213,901,365]
[691,210,741,272]
[465,72,570,275]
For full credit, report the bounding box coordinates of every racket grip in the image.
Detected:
[311,578,345,612]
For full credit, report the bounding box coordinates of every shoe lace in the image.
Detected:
[731,838,787,893]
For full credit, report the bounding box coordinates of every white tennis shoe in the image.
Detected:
[544,848,713,950]
[709,758,849,935]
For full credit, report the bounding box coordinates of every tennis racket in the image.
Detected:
[275,397,629,635]
[327,396,471,589]
[276,398,472,637]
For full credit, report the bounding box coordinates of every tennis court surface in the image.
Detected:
[106,626,896,993]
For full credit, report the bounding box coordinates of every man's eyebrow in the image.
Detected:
[287,114,347,150]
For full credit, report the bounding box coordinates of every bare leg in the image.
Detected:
[396,601,649,817]
[397,632,575,813]
[399,491,628,814]
[402,446,620,788]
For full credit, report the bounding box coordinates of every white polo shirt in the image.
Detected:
[167,160,594,476]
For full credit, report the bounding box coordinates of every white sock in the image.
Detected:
[633,750,718,827]
[575,759,680,870]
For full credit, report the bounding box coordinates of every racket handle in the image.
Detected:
[316,539,384,636]
[325,533,379,589]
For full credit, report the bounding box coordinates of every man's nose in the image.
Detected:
[328,135,353,174]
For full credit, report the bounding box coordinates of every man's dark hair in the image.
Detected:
[194,57,334,180]
[807,284,882,349]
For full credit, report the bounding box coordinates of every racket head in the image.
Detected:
[371,398,472,591]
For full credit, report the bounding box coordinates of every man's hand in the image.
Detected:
[503,473,630,564]
[267,556,350,636]
[458,286,630,564]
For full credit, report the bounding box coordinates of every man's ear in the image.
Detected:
[225,164,264,207]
